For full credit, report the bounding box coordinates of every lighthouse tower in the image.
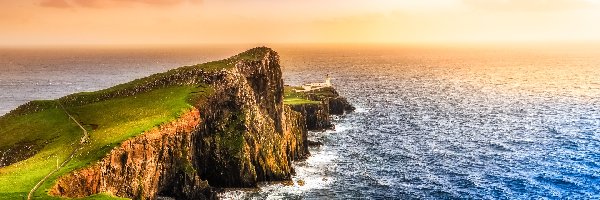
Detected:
[325,74,332,86]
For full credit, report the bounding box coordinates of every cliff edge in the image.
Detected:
[0,47,353,200]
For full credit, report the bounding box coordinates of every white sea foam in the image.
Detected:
[354,106,368,113]
[332,123,352,133]
[219,145,337,199]
[4,46,600,199]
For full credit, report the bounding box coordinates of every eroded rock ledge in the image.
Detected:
[49,48,352,199]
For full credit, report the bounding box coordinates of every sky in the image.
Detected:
[1,0,600,46]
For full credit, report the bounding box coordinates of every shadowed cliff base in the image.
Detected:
[0,47,353,199]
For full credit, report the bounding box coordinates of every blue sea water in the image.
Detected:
[0,46,250,115]
[1,45,600,199]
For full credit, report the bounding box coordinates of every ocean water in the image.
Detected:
[2,45,600,199]
[0,46,252,115]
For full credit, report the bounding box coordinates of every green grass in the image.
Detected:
[0,47,270,199]
[4,47,270,117]
[0,107,80,200]
[283,98,321,105]
[306,87,338,99]
[283,86,321,105]
[0,86,210,199]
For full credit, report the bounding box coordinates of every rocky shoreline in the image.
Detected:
[48,47,353,199]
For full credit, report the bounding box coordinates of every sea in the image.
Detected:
[1,44,599,199]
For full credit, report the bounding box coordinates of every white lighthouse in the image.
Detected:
[294,74,333,92]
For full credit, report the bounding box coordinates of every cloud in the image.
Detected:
[462,0,595,11]
[39,0,202,9]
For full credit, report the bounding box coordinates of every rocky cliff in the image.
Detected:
[288,87,355,130]
[48,47,348,199]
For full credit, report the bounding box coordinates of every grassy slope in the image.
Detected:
[283,86,321,105]
[0,47,270,199]
[0,86,207,199]
[0,107,80,199]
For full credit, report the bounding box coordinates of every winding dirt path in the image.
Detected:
[27,101,88,200]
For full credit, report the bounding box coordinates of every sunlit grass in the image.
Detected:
[0,47,268,199]
[0,86,209,199]
[283,86,320,105]
[283,98,321,105]
[0,107,81,200]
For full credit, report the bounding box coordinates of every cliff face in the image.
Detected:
[49,47,349,199]
[50,108,212,199]
[288,87,355,130]
[288,103,332,130]
[193,51,306,188]
[328,97,355,115]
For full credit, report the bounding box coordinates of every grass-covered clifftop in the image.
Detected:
[283,86,351,106]
[283,86,321,105]
[0,47,268,199]
[283,86,355,130]
[0,47,352,200]
[4,47,269,118]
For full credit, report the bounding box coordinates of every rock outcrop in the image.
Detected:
[288,103,332,130]
[288,87,355,130]
[50,108,212,199]
[49,47,350,199]
[328,97,355,115]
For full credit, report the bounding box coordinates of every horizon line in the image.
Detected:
[2,41,600,49]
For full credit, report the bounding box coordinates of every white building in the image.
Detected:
[295,74,332,92]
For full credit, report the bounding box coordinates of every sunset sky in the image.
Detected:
[2,0,600,46]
